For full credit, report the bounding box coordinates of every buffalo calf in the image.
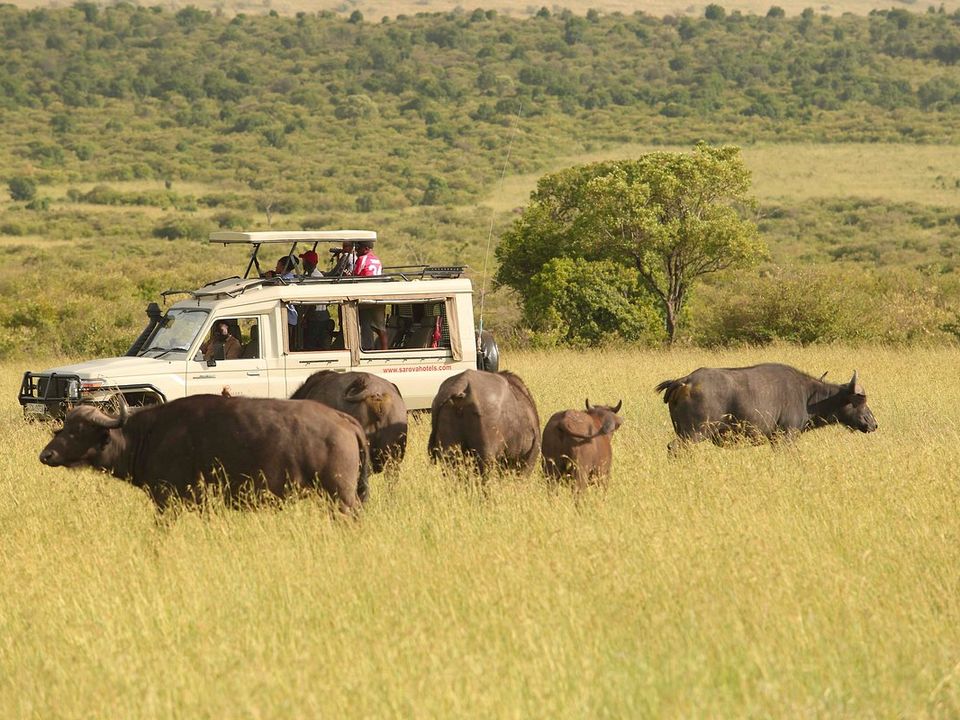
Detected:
[39,395,370,513]
[541,399,624,491]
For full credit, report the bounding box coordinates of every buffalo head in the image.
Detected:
[39,404,128,468]
[832,370,878,433]
[585,398,625,435]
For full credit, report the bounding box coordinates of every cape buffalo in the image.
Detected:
[541,399,625,491]
[654,363,878,452]
[428,369,540,475]
[291,370,407,473]
[38,395,370,512]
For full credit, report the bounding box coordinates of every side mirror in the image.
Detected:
[206,358,217,367]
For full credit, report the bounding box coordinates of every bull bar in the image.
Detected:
[19,372,84,419]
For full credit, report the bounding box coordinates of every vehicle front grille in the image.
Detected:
[20,373,80,402]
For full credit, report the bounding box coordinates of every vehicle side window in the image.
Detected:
[197,317,259,362]
[289,303,346,352]
[358,301,450,352]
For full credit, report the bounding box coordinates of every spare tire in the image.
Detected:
[476,330,499,373]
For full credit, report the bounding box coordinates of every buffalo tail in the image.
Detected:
[654,378,685,404]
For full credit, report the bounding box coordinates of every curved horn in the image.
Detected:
[585,398,591,411]
[819,371,828,382]
[849,370,864,395]
[613,399,622,414]
[84,406,123,429]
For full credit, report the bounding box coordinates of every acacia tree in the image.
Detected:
[496,144,765,343]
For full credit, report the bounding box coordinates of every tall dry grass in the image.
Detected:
[2,346,959,717]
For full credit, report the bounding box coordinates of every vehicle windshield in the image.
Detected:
[138,308,209,357]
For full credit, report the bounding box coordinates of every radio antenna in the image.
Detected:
[477,101,523,336]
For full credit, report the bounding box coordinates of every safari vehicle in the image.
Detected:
[19,230,499,419]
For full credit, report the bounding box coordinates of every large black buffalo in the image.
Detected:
[291,370,406,473]
[654,363,878,451]
[429,369,541,475]
[38,395,370,512]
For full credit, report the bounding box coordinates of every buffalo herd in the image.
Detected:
[38,361,878,513]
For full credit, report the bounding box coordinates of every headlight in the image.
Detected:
[66,380,79,401]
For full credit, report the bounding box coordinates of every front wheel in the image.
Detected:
[476,330,499,373]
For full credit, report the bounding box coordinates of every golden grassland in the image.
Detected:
[10,0,960,18]
[483,142,960,212]
[3,345,960,717]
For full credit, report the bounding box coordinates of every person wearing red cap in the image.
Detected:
[299,249,322,278]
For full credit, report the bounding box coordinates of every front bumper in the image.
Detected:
[19,372,84,420]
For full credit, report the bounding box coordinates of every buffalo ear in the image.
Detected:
[600,415,617,435]
[612,399,622,414]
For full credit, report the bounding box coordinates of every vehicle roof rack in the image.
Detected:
[211,230,377,244]
[211,229,378,279]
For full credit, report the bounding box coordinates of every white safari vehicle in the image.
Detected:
[19,230,499,419]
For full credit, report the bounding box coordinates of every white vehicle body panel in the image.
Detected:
[21,273,480,414]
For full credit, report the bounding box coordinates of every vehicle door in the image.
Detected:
[186,315,271,397]
[353,297,465,410]
[283,301,352,395]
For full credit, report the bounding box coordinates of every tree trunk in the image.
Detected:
[664,300,677,344]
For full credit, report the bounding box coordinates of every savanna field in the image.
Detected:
[3,346,960,718]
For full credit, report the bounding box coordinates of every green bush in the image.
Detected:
[8,177,37,202]
[152,216,211,241]
[524,257,663,347]
[692,265,956,345]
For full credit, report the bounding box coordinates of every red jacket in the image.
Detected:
[353,251,382,277]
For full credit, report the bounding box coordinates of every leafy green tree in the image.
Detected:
[8,176,37,202]
[496,144,765,342]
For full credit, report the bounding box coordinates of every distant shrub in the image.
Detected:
[704,4,726,20]
[211,211,251,229]
[26,197,50,211]
[421,176,451,206]
[152,217,210,241]
[0,223,25,236]
[693,265,954,345]
[333,94,379,120]
[8,177,37,202]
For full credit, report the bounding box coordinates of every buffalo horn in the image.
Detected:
[613,399,622,414]
[585,398,592,411]
[86,406,124,429]
[849,370,863,394]
[819,371,828,382]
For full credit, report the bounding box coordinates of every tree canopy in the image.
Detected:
[496,144,766,342]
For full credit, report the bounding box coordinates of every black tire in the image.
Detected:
[476,330,499,373]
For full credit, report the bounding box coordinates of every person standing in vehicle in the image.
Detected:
[328,241,357,277]
[275,255,298,280]
[353,241,382,277]
[299,250,323,278]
